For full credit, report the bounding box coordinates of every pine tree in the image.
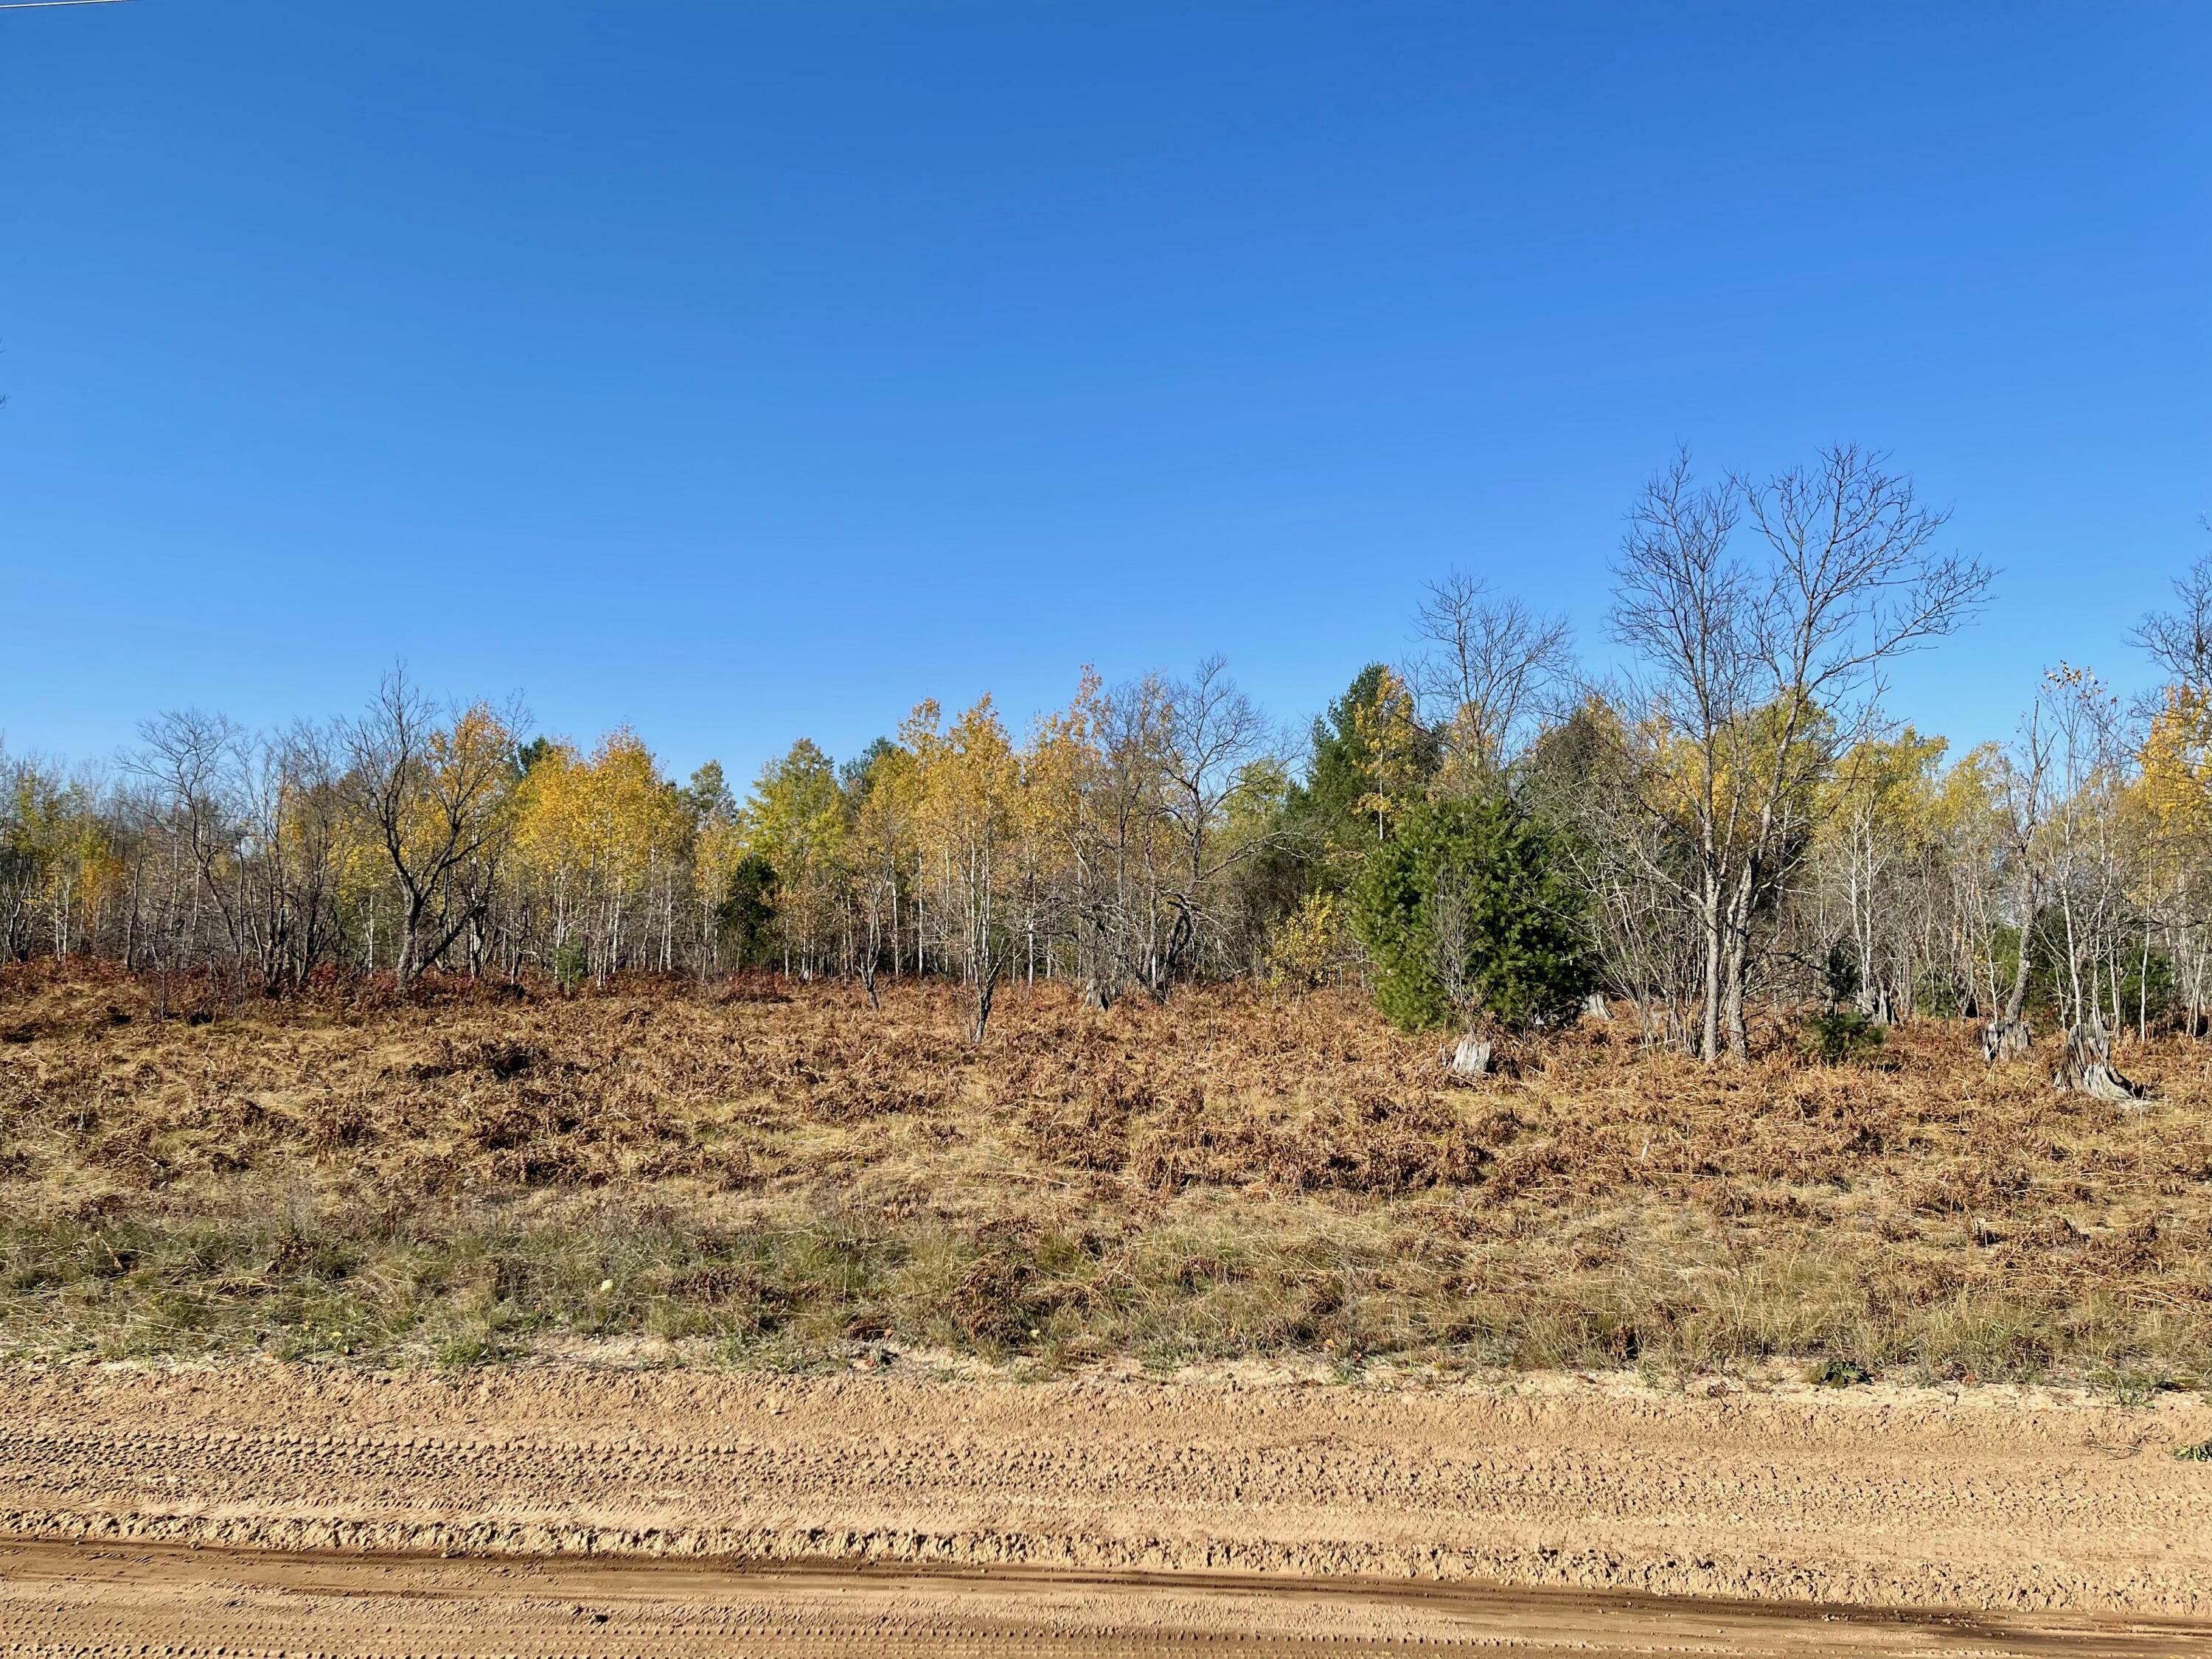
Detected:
[1350,793,1596,1034]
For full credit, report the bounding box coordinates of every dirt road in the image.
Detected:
[4,1540,2201,1657]
[1,1363,2208,1652]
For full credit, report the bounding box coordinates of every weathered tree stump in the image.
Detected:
[1440,1034,1494,1079]
[1981,1017,2031,1062]
[1581,992,1612,1023]
[1081,978,1112,1012]
[2050,1020,2151,1105]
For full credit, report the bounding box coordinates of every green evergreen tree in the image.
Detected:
[1350,793,1596,1034]
[681,759,737,825]
[514,735,559,778]
[839,736,897,802]
[1293,664,1441,855]
[715,853,781,967]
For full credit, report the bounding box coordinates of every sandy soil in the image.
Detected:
[1,1363,2209,1652]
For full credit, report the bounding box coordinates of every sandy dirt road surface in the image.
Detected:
[1,1364,2208,1655]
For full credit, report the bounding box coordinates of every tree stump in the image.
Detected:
[1081,978,1112,1013]
[1441,1034,1493,1079]
[1581,992,1612,1023]
[2050,1020,2151,1105]
[1981,1017,2031,1062]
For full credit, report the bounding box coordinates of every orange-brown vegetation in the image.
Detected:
[1,961,2208,1384]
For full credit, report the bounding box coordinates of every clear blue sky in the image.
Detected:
[4,2,2207,785]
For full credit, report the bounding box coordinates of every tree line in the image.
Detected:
[6,445,2210,1064]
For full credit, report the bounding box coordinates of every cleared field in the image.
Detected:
[3,964,2211,1382]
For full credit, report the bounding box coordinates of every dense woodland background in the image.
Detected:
[9,445,2212,1066]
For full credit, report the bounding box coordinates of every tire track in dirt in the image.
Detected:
[1,1365,2208,1621]
[3,1541,2202,1658]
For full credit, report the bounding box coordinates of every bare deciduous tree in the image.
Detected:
[2132,534,2212,695]
[342,668,521,988]
[1408,573,1573,787]
[129,709,249,976]
[1610,445,1992,1062]
[1158,655,1273,989]
[1978,698,2056,1059]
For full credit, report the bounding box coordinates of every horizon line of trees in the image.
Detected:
[7,444,2211,1064]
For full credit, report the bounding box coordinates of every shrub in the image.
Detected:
[551,939,591,992]
[1805,942,1885,1064]
[1803,1007,1885,1065]
[1263,891,1357,990]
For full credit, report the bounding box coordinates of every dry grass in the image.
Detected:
[2,959,2209,1386]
